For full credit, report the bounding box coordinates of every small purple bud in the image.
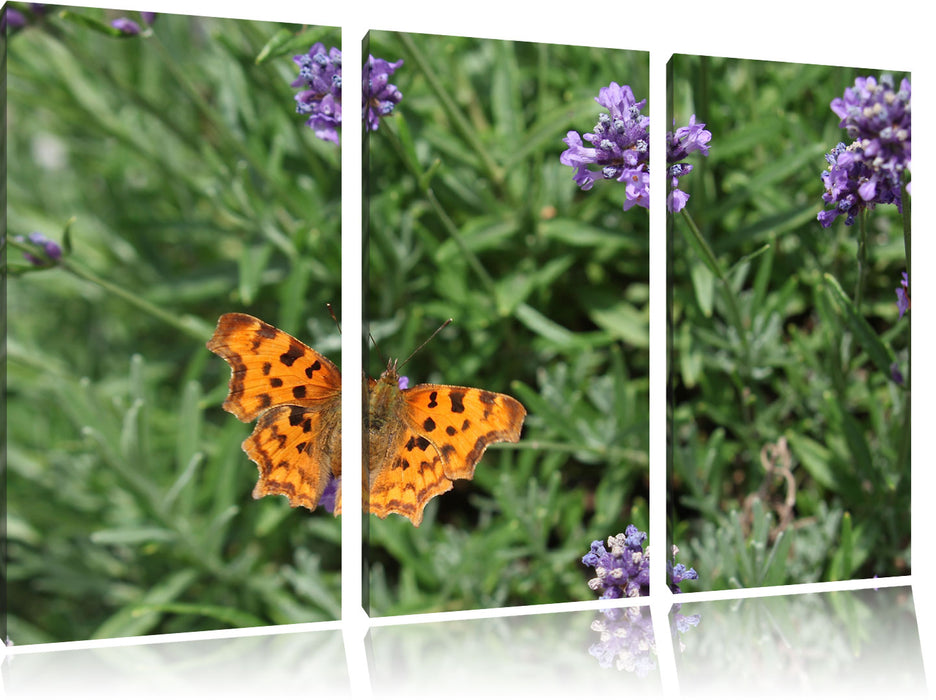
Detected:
[111,17,141,35]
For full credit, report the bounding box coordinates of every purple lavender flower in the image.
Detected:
[666,545,698,593]
[110,17,141,35]
[14,232,62,266]
[896,271,910,318]
[582,524,650,598]
[3,7,28,30]
[583,526,698,598]
[397,375,409,390]
[561,83,650,211]
[140,12,157,25]
[561,84,710,212]
[292,43,343,144]
[363,55,404,132]
[666,115,711,213]
[320,476,340,514]
[818,75,911,227]
[890,361,904,385]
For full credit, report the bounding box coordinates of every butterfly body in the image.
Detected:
[208,313,526,526]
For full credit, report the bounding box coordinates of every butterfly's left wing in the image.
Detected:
[243,403,342,511]
[367,402,455,527]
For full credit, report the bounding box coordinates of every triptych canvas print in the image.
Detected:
[3,2,922,695]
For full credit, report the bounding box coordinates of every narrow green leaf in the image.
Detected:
[175,380,202,484]
[728,243,771,277]
[131,602,267,629]
[689,261,715,317]
[238,242,274,305]
[90,527,177,545]
[164,452,203,511]
[254,28,295,64]
[823,272,895,375]
[58,10,141,37]
[785,432,837,490]
[823,392,874,482]
[761,529,793,586]
[92,569,198,639]
[828,512,854,580]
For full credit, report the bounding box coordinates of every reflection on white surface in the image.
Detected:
[2,629,350,699]
[368,606,662,699]
[673,586,927,698]
[1,586,926,698]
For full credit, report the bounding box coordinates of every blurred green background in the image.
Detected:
[667,56,911,589]
[6,7,341,643]
[364,31,650,615]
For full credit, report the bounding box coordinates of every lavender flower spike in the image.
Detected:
[582,526,699,598]
[582,524,650,598]
[110,17,141,35]
[363,55,404,132]
[14,232,62,266]
[561,83,711,213]
[561,82,650,211]
[666,115,711,213]
[896,271,910,318]
[818,75,911,227]
[292,43,343,144]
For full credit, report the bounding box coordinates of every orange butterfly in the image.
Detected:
[207,313,526,526]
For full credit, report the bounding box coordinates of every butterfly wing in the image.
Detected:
[367,425,455,526]
[402,383,526,480]
[207,312,341,422]
[207,313,342,512]
[244,404,341,510]
[366,373,526,526]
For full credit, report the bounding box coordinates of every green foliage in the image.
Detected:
[6,10,341,643]
[668,56,911,589]
[364,32,650,614]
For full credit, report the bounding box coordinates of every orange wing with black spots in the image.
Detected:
[207,313,342,512]
[366,361,526,526]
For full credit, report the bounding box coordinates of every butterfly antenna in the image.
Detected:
[325,303,341,334]
[369,331,385,366]
[398,318,453,370]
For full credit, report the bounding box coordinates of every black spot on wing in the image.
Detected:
[449,390,466,414]
[280,343,304,367]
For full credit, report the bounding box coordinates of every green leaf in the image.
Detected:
[58,10,145,38]
[92,569,198,639]
[238,242,274,305]
[822,272,895,375]
[827,512,854,580]
[90,527,177,545]
[130,602,267,629]
[785,432,838,490]
[255,27,336,64]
